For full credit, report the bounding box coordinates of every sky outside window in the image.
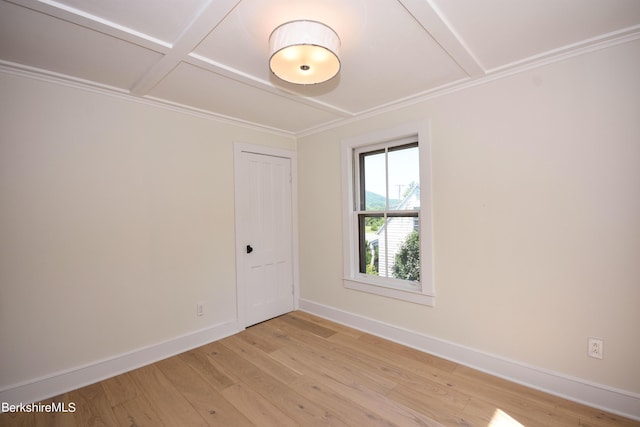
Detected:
[363,146,419,209]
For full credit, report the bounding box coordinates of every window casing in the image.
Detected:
[341,121,434,306]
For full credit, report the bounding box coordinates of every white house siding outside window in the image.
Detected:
[376,186,420,278]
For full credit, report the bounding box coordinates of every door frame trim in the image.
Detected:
[233,142,299,328]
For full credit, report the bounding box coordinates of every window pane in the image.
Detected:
[358,214,383,275]
[380,217,420,281]
[361,150,386,211]
[387,144,419,210]
[380,217,420,282]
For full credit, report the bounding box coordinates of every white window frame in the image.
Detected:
[341,121,434,306]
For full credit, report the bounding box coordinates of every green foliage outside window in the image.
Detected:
[392,230,420,281]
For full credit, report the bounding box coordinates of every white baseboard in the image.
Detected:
[0,320,242,409]
[299,299,640,421]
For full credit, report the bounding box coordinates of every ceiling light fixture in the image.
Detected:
[269,20,341,85]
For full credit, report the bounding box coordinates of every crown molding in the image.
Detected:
[296,28,640,137]
[0,61,296,139]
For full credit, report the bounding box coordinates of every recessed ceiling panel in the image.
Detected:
[49,0,211,43]
[147,63,344,133]
[194,0,466,114]
[0,2,162,89]
[193,0,370,83]
[432,0,640,70]
[304,1,468,112]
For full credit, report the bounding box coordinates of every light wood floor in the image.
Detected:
[2,311,638,426]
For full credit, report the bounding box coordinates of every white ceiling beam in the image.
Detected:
[398,0,485,78]
[129,0,242,95]
[185,53,354,118]
[6,0,171,52]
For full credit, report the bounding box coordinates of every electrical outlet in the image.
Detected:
[196,302,205,317]
[588,337,603,359]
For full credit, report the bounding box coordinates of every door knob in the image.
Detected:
[246,245,253,254]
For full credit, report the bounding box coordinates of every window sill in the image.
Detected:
[343,278,434,306]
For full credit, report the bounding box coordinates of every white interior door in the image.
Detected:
[236,150,294,327]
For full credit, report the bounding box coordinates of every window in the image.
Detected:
[342,121,434,305]
[356,141,420,284]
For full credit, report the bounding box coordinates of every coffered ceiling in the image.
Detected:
[1,0,639,135]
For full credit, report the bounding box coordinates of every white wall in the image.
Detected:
[0,72,294,393]
[297,39,640,395]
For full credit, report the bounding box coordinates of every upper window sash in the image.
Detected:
[354,138,419,213]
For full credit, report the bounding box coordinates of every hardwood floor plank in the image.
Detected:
[202,340,350,426]
[327,332,470,407]
[33,393,78,427]
[452,365,584,426]
[386,382,472,426]
[2,312,638,427]
[52,394,78,427]
[155,354,254,427]
[128,363,208,426]
[276,312,338,338]
[271,322,463,425]
[111,395,166,427]
[270,314,467,413]
[221,332,302,383]
[238,326,285,353]
[1,411,35,427]
[313,371,445,427]
[220,382,298,427]
[178,348,236,392]
[289,375,400,427]
[66,382,119,427]
[265,334,442,426]
[265,325,398,394]
[289,311,364,338]
[100,373,139,407]
[326,330,458,390]
[352,331,459,373]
